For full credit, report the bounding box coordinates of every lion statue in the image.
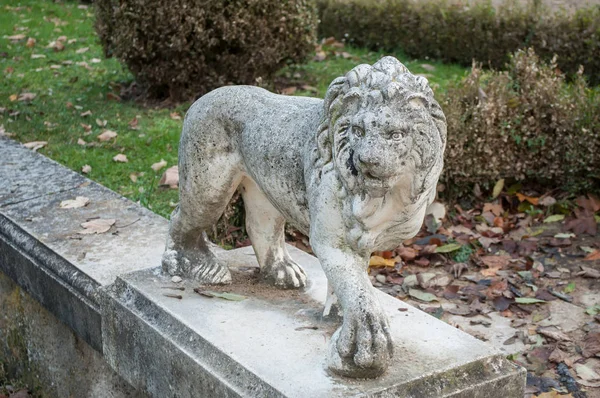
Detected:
[162,56,447,378]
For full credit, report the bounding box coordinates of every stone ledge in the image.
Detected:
[102,246,525,398]
[0,137,526,397]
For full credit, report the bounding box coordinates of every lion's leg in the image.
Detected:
[308,173,393,378]
[239,177,306,289]
[162,154,243,285]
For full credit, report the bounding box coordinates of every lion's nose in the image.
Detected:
[357,155,383,178]
[358,155,380,170]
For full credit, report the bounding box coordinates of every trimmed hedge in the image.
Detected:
[95,0,317,100]
[440,49,600,193]
[318,0,600,85]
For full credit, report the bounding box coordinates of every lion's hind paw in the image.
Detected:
[262,258,307,289]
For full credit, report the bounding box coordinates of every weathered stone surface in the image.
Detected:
[0,271,143,398]
[163,57,448,377]
[104,245,525,398]
[0,137,166,349]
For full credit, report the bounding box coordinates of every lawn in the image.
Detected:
[0,0,466,219]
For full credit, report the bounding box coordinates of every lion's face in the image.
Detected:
[332,95,443,202]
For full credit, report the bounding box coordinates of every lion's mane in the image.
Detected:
[307,57,447,252]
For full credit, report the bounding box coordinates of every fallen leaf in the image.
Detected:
[113,154,128,163]
[397,246,417,261]
[97,130,117,141]
[59,196,90,209]
[77,138,86,146]
[159,166,179,188]
[78,218,115,234]
[537,325,570,341]
[281,86,297,95]
[95,118,107,127]
[516,193,539,205]
[23,141,47,151]
[543,214,565,223]
[80,110,92,117]
[480,267,501,277]
[577,265,600,278]
[194,289,246,301]
[170,112,181,120]
[479,255,510,269]
[75,47,89,54]
[483,202,503,216]
[515,298,546,305]
[313,51,326,61]
[81,164,91,174]
[435,243,462,253]
[31,53,46,59]
[492,179,504,198]
[583,332,600,358]
[129,173,138,183]
[18,92,36,101]
[6,34,26,41]
[151,159,168,172]
[584,250,600,261]
[575,363,600,382]
[408,288,438,302]
[369,255,396,267]
[26,37,36,47]
[9,94,17,101]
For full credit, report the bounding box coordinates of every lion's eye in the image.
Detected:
[352,126,365,137]
[390,131,405,140]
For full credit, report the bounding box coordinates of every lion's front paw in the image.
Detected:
[262,257,307,289]
[162,248,232,285]
[328,303,393,378]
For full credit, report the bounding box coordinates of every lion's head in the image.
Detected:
[316,57,447,204]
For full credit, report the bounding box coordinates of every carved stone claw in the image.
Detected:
[262,257,307,289]
[327,304,393,378]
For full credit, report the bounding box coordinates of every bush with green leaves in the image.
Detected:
[440,48,600,194]
[95,0,317,100]
[318,0,600,85]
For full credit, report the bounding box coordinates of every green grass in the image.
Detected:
[0,0,466,219]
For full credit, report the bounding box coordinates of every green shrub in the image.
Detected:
[440,48,600,193]
[95,0,317,100]
[318,0,600,85]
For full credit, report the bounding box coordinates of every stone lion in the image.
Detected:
[162,56,447,378]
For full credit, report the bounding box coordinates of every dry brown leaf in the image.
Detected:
[583,332,600,358]
[169,112,182,120]
[480,267,501,277]
[97,130,117,141]
[113,153,128,163]
[516,193,539,205]
[584,250,600,261]
[26,37,36,48]
[9,94,18,102]
[129,173,138,183]
[78,218,115,234]
[537,326,571,342]
[80,110,92,117]
[77,138,86,146]
[577,265,600,278]
[96,118,107,127]
[369,255,396,267]
[159,166,179,188]
[75,47,89,54]
[18,92,36,101]
[30,54,45,59]
[7,34,26,41]
[281,86,297,95]
[483,203,503,216]
[479,255,510,269]
[81,164,91,174]
[23,141,47,151]
[59,196,90,209]
[151,159,168,172]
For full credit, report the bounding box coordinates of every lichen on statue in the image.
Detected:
[162,56,447,378]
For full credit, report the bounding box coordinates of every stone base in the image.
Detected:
[103,246,525,398]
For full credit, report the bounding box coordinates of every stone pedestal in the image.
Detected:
[103,246,525,398]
